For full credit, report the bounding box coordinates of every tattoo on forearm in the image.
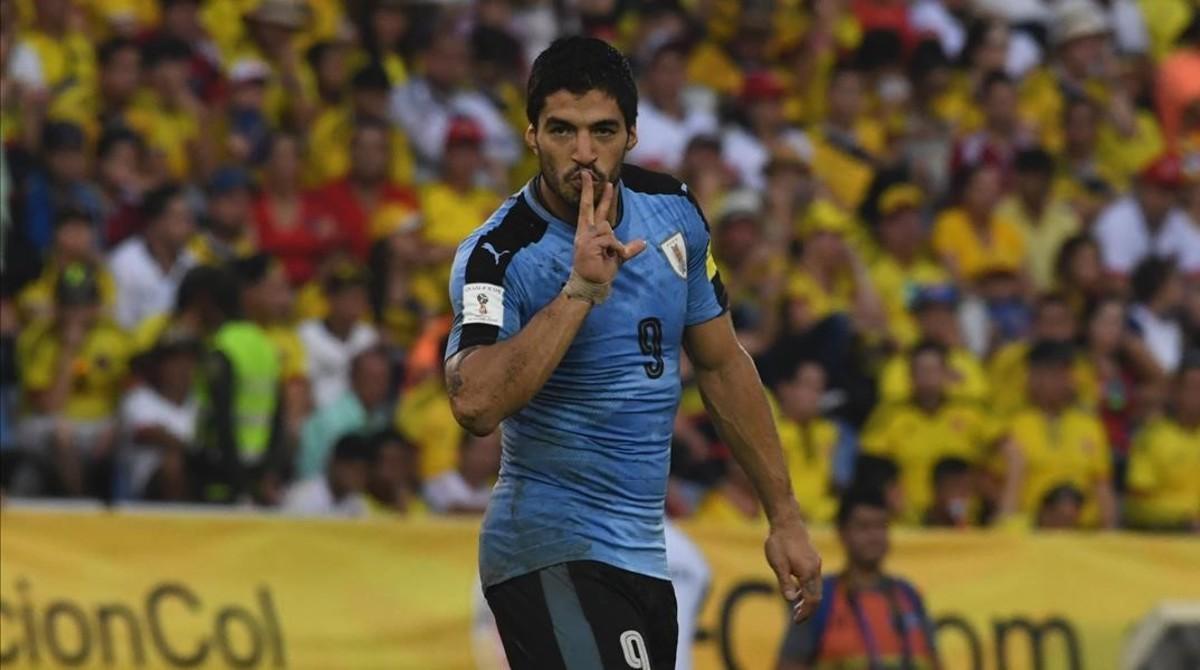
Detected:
[447,366,465,398]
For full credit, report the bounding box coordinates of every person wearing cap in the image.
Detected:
[303,63,416,188]
[627,39,719,174]
[997,339,1118,528]
[283,432,372,517]
[126,37,204,181]
[16,209,117,325]
[315,119,421,262]
[932,162,1028,284]
[390,21,521,181]
[785,200,886,338]
[762,142,817,245]
[228,0,315,129]
[1093,153,1200,281]
[20,121,105,255]
[1018,0,1114,151]
[867,182,950,349]
[997,148,1081,291]
[862,340,996,524]
[415,116,504,314]
[222,57,274,165]
[809,61,886,212]
[722,70,813,190]
[189,167,258,266]
[109,183,199,330]
[877,283,990,404]
[297,261,379,408]
[711,189,787,353]
[118,331,201,501]
[1125,354,1200,531]
[14,262,129,497]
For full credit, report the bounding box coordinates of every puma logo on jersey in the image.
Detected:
[482,242,511,264]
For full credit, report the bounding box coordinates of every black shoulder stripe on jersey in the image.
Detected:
[457,195,548,352]
[619,163,686,196]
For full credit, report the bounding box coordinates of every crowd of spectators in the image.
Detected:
[0,0,1197,532]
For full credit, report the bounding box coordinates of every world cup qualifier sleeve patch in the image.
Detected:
[463,283,505,327]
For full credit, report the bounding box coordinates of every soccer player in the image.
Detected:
[445,37,822,669]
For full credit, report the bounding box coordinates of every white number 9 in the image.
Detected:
[619,630,650,669]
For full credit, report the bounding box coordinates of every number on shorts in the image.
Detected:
[619,630,650,669]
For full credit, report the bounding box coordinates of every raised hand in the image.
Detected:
[572,171,646,285]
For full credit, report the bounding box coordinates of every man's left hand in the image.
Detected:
[764,514,823,622]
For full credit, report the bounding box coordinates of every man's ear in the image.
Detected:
[525,125,538,155]
[626,125,638,152]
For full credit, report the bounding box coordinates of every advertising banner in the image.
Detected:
[2,510,1197,669]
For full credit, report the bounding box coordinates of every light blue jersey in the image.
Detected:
[447,164,728,587]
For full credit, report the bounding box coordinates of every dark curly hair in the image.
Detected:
[526,37,637,130]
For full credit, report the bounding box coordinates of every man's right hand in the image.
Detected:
[572,171,646,284]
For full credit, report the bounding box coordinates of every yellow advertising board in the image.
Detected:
[1,509,1197,669]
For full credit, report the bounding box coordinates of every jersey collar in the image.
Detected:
[524,174,626,232]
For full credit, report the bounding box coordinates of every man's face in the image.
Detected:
[352,89,389,120]
[1060,35,1107,78]
[1038,496,1083,529]
[444,142,482,184]
[964,166,1003,216]
[715,216,759,265]
[840,505,890,570]
[983,82,1017,130]
[645,50,685,104]
[829,71,864,122]
[880,209,922,258]
[934,472,973,514]
[102,47,141,104]
[332,460,368,495]
[1035,302,1076,341]
[917,305,958,345]
[1015,170,1050,206]
[778,363,825,421]
[49,148,87,183]
[461,432,502,481]
[99,140,141,190]
[351,353,390,410]
[329,285,369,324]
[526,89,637,212]
[1064,104,1101,154]
[317,45,349,93]
[425,35,469,90]
[210,189,251,233]
[351,127,390,183]
[1029,364,1073,408]
[910,350,948,400]
[55,222,94,261]
[1137,182,1177,225]
[156,196,196,250]
[163,1,201,40]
